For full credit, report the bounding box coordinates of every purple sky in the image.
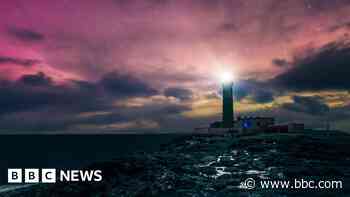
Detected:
[0,0,350,133]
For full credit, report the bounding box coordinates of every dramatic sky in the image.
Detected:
[0,0,350,133]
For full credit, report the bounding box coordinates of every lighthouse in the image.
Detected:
[201,70,236,131]
[222,82,234,128]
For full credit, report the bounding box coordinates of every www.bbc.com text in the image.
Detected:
[241,178,343,190]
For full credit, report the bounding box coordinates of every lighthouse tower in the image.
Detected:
[222,82,234,128]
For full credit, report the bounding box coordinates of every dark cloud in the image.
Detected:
[272,58,290,67]
[0,70,160,116]
[251,90,274,103]
[18,72,52,86]
[0,72,104,115]
[328,21,350,32]
[0,82,51,115]
[164,87,192,100]
[101,72,158,97]
[0,71,182,132]
[160,104,190,114]
[234,82,250,101]
[234,80,274,103]
[272,38,350,91]
[0,56,40,67]
[281,96,329,115]
[8,27,45,42]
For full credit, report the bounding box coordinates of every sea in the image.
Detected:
[0,134,186,186]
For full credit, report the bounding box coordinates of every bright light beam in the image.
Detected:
[219,71,234,84]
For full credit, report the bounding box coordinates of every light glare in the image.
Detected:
[220,72,234,84]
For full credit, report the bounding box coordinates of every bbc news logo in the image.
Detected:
[8,168,102,184]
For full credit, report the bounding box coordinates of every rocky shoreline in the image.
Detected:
[4,130,350,197]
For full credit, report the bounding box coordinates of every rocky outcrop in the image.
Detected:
[6,131,350,196]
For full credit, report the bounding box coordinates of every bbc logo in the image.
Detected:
[8,169,56,183]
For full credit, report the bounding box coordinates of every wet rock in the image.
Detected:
[7,130,350,196]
